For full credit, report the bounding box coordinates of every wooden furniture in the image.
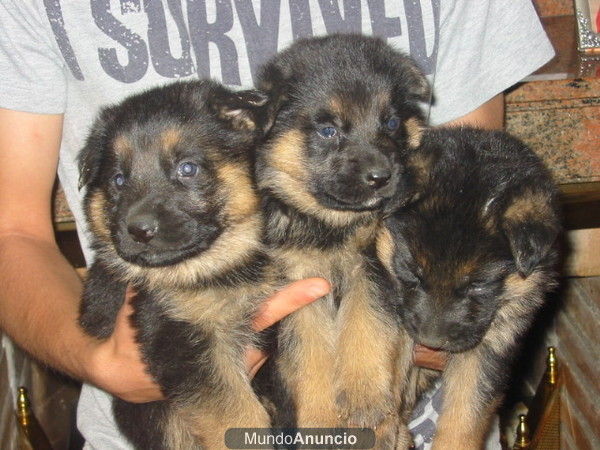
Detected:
[512,348,561,449]
[16,387,53,450]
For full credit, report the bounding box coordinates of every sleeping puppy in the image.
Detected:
[378,127,561,449]
[78,80,274,450]
[253,34,430,448]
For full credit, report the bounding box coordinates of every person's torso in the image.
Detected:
[43,0,440,259]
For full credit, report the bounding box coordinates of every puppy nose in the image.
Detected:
[127,217,158,243]
[415,321,450,350]
[416,336,446,351]
[364,168,391,189]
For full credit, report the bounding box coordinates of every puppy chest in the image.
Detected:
[160,287,262,329]
[275,247,370,310]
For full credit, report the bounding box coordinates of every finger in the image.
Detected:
[252,278,330,332]
[245,347,266,367]
[249,356,268,378]
[125,285,137,303]
[413,344,448,371]
[120,387,165,404]
[247,351,269,378]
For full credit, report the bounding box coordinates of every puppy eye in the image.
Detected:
[114,173,125,187]
[385,116,400,131]
[178,162,198,177]
[317,126,337,139]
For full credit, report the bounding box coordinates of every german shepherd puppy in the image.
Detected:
[378,127,561,449]
[253,34,430,447]
[78,80,274,449]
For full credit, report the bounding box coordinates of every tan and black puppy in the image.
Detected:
[379,127,561,449]
[253,34,430,447]
[78,80,274,450]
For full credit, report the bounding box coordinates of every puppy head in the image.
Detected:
[256,34,429,221]
[385,214,515,352]
[381,133,560,352]
[79,80,267,269]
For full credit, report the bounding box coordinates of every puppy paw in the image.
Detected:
[335,390,393,429]
[372,414,401,450]
[395,422,414,450]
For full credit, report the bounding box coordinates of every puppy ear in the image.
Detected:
[393,56,431,102]
[211,89,270,132]
[257,64,292,129]
[500,190,561,277]
[78,107,116,189]
[503,220,560,277]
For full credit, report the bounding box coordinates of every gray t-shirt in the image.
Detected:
[0,1,554,449]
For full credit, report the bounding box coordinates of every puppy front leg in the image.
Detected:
[179,323,274,449]
[391,337,416,450]
[432,350,501,450]
[79,261,128,338]
[395,366,440,450]
[178,382,272,450]
[132,296,271,449]
[335,277,408,449]
[276,299,339,427]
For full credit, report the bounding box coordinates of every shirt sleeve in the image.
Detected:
[428,0,555,125]
[0,0,67,114]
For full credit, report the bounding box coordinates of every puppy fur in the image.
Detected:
[78,80,275,450]
[253,34,430,448]
[379,127,561,449]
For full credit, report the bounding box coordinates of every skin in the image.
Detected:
[0,93,503,403]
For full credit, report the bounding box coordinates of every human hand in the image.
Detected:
[86,279,331,403]
[85,286,162,403]
[413,344,447,371]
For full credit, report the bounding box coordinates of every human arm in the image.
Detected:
[0,108,89,377]
[0,108,162,402]
[443,93,504,130]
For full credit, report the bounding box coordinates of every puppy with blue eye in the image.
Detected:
[252,34,430,448]
[377,127,561,449]
[78,80,275,450]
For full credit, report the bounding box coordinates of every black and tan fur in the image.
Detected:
[78,80,275,449]
[379,127,561,449]
[253,34,430,448]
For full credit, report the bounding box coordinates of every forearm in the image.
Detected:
[0,108,96,379]
[0,232,94,379]
[443,93,505,130]
[0,233,157,401]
